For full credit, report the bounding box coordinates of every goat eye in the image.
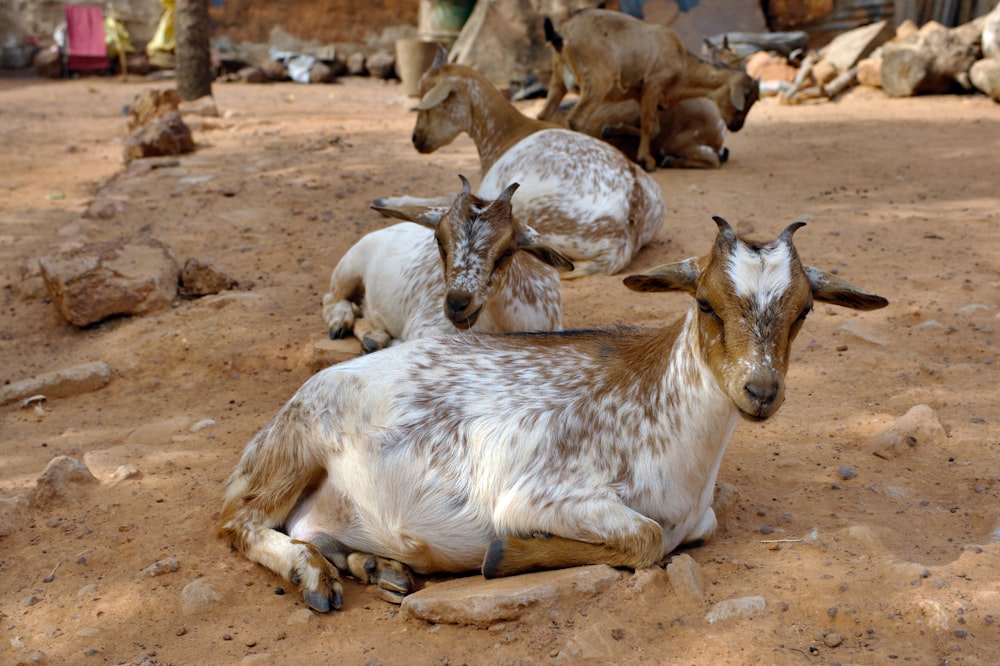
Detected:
[698,300,715,316]
[494,249,515,267]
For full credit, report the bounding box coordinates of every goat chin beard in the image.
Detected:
[736,396,785,423]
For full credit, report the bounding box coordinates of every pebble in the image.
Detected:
[142,557,180,577]
[824,632,843,647]
[837,466,858,480]
[705,596,766,623]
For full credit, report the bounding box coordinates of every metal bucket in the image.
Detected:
[418,0,476,48]
[396,39,442,97]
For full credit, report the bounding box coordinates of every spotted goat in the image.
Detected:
[220,216,888,611]
[373,47,666,278]
[322,176,572,351]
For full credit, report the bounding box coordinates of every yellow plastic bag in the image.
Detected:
[146,0,176,56]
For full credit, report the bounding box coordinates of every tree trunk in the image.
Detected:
[175,0,213,100]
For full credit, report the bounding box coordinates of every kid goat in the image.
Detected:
[374,47,666,278]
[220,216,888,611]
[322,176,572,351]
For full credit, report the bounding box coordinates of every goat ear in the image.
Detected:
[623,258,700,293]
[730,80,747,112]
[518,240,575,273]
[430,44,448,71]
[370,204,443,230]
[805,266,889,311]
[416,80,454,110]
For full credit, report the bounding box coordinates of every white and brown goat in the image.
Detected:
[220,216,888,611]
[322,176,572,351]
[538,9,759,172]
[374,48,667,278]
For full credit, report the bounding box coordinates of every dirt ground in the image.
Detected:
[1,72,998,665]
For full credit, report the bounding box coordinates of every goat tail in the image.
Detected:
[543,17,563,52]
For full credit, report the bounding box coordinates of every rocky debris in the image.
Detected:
[401,565,624,627]
[178,95,219,118]
[179,257,240,297]
[33,456,99,507]
[39,236,180,327]
[705,595,767,623]
[346,51,368,76]
[871,404,947,460]
[181,578,224,614]
[665,553,705,604]
[970,58,1000,101]
[365,49,397,80]
[0,361,111,407]
[128,89,183,131]
[0,495,28,537]
[143,557,180,577]
[821,20,894,72]
[881,21,983,97]
[309,62,337,84]
[83,196,127,220]
[124,111,196,161]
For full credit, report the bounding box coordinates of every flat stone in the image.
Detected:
[820,20,894,72]
[0,361,111,407]
[705,595,766,623]
[401,565,624,627]
[181,578,224,615]
[666,553,705,604]
[871,404,946,460]
[34,456,99,507]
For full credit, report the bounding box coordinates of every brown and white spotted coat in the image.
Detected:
[322,177,572,352]
[374,50,667,279]
[220,216,888,611]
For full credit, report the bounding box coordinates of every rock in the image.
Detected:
[143,557,180,577]
[666,553,705,604]
[857,57,883,87]
[401,565,624,627]
[33,47,62,78]
[705,595,766,623]
[970,58,1000,102]
[346,51,368,76]
[871,404,947,459]
[984,4,1000,59]
[0,361,111,407]
[236,65,269,83]
[365,49,396,79]
[309,62,337,83]
[0,495,28,536]
[260,60,288,81]
[105,463,142,486]
[838,319,886,345]
[127,89,182,131]
[181,578,224,614]
[82,197,126,220]
[287,608,314,625]
[179,257,239,297]
[744,51,798,82]
[558,620,621,660]
[34,456,99,506]
[881,25,980,97]
[124,111,195,161]
[820,20,894,72]
[39,236,179,327]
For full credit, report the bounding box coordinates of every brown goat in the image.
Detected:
[538,9,759,172]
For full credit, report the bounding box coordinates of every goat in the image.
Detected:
[322,176,572,352]
[374,47,667,278]
[220,215,888,611]
[554,97,730,169]
[538,9,760,172]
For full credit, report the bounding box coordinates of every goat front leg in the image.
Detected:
[483,493,663,577]
[219,410,345,612]
[538,55,570,121]
[636,87,665,173]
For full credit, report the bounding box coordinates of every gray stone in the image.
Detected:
[346,51,368,76]
[34,456,99,507]
[39,236,179,327]
[181,578,224,614]
[820,20,894,72]
[365,49,397,80]
[143,557,180,577]
[287,608,314,625]
[871,404,947,460]
[881,25,980,97]
[401,565,624,627]
[666,553,705,604]
[705,595,766,623]
[970,58,1000,102]
[0,361,111,407]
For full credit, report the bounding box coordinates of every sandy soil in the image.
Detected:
[1,73,999,665]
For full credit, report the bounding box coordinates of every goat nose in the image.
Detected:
[446,292,472,316]
[411,133,418,145]
[743,380,778,409]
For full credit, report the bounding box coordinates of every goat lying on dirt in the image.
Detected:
[322,176,572,351]
[538,9,759,172]
[375,47,666,278]
[220,215,888,611]
[553,97,730,169]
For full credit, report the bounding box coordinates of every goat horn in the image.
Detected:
[779,221,807,244]
[497,182,520,202]
[711,215,737,245]
[458,174,472,194]
[431,44,448,71]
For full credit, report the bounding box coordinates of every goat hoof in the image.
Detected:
[719,147,730,164]
[481,538,506,579]
[372,586,407,605]
[329,327,351,340]
[378,568,411,595]
[304,587,342,613]
[659,155,675,168]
